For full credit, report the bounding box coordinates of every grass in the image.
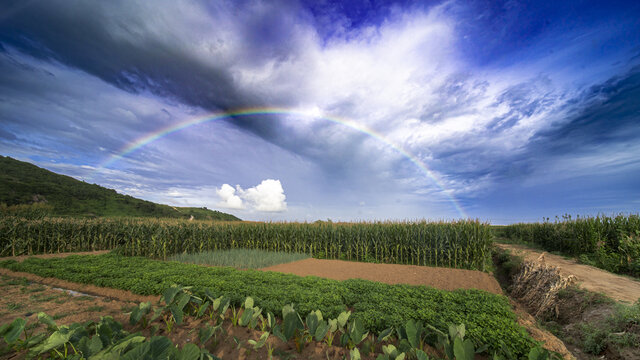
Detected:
[169,248,310,269]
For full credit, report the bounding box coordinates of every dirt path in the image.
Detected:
[0,250,111,262]
[496,243,640,303]
[260,258,504,294]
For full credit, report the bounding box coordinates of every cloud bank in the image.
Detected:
[217,179,287,212]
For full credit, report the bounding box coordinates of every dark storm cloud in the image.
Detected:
[0,0,295,141]
[529,66,640,155]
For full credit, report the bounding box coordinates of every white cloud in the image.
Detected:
[239,179,288,212]
[216,184,245,210]
[216,179,287,212]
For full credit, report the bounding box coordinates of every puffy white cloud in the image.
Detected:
[217,179,287,212]
[239,179,287,212]
[216,184,244,209]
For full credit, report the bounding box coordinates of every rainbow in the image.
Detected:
[97,107,468,218]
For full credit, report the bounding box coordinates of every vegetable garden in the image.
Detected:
[0,254,541,358]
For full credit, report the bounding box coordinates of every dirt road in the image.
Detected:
[496,243,640,303]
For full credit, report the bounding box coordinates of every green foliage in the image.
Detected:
[0,253,535,356]
[170,248,310,268]
[0,314,218,359]
[501,214,640,277]
[1,216,494,270]
[0,155,239,220]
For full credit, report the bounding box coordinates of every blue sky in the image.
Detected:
[1,0,639,223]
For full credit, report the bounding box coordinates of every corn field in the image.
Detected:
[501,214,640,276]
[501,214,640,255]
[0,217,493,270]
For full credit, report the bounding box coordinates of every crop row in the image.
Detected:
[500,214,640,277]
[0,254,533,356]
[0,217,494,270]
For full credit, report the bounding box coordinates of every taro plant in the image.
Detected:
[377,344,406,360]
[427,323,485,360]
[272,304,307,352]
[238,297,263,329]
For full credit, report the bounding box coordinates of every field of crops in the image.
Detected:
[500,214,640,277]
[0,254,535,356]
[0,217,494,270]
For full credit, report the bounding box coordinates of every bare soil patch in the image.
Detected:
[260,258,503,294]
[0,268,157,304]
[496,244,640,303]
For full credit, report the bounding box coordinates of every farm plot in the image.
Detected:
[0,254,536,356]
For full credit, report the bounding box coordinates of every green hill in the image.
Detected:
[0,156,240,220]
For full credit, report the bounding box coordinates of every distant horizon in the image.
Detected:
[1,1,639,222]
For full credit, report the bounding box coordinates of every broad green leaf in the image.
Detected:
[404,319,423,349]
[272,324,287,343]
[248,332,269,350]
[244,297,254,309]
[350,347,361,360]
[32,326,76,354]
[119,341,151,360]
[148,336,174,359]
[377,327,394,343]
[197,301,210,318]
[163,286,182,305]
[37,312,58,331]
[108,335,146,355]
[337,311,351,328]
[448,324,465,341]
[328,319,338,333]
[212,296,222,312]
[174,292,191,311]
[176,343,201,360]
[129,302,152,326]
[170,304,184,325]
[239,307,253,327]
[306,312,319,335]
[314,320,330,342]
[382,345,397,356]
[198,325,218,345]
[266,312,276,329]
[282,304,295,319]
[453,337,474,360]
[415,349,429,360]
[283,311,303,341]
[348,318,367,345]
[3,317,26,344]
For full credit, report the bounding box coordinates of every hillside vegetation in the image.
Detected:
[0,155,239,220]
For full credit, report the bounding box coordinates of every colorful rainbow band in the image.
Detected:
[96,107,468,218]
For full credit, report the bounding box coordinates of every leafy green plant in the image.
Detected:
[0,253,537,356]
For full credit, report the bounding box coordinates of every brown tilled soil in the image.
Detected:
[496,243,640,303]
[260,258,504,294]
[0,250,111,262]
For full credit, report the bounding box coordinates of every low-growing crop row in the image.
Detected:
[0,254,534,356]
[500,214,640,277]
[0,217,494,270]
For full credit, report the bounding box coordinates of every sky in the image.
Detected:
[1,0,639,223]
